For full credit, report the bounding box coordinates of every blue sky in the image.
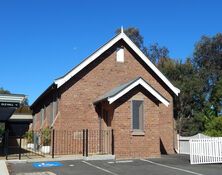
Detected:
[0,0,221,104]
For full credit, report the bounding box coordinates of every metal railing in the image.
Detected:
[3,129,114,160]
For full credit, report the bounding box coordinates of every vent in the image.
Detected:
[116,47,124,62]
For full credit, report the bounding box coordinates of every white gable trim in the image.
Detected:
[54,32,180,95]
[54,34,123,88]
[107,78,169,106]
[121,33,180,95]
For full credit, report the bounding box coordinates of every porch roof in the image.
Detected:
[0,94,27,122]
[93,77,169,106]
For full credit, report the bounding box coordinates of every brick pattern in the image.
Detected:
[33,42,175,158]
[112,92,160,159]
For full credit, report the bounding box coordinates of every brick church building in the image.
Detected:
[31,29,180,159]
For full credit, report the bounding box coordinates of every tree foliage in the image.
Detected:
[193,33,222,116]
[156,58,205,135]
[0,87,11,94]
[210,79,222,116]
[204,117,222,137]
[148,43,169,64]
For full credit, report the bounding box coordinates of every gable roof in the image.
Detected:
[31,30,180,108]
[54,31,180,96]
[94,77,169,107]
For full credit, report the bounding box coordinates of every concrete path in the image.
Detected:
[0,160,9,175]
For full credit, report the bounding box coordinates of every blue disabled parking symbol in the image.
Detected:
[33,162,64,168]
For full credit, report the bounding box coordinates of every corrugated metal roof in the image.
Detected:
[94,77,141,104]
[94,77,169,106]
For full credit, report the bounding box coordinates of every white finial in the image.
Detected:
[121,26,124,33]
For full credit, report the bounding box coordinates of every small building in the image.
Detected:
[0,94,32,157]
[31,30,180,159]
[0,94,32,136]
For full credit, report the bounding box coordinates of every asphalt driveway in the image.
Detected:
[7,155,222,175]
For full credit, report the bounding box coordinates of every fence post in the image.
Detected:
[19,134,22,160]
[86,129,88,157]
[52,129,55,158]
[83,129,85,157]
[111,129,114,155]
[99,129,102,153]
[5,130,9,160]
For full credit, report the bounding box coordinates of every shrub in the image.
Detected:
[41,127,51,146]
[24,130,33,143]
[204,117,222,137]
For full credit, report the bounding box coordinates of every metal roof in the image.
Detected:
[0,94,26,103]
[94,77,169,106]
[94,77,140,104]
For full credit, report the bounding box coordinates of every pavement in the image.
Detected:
[0,160,9,175]
[6,155,222,175]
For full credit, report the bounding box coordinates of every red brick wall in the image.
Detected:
[111,91,160,159]
[33,42,175,157]
[33,100,52,131]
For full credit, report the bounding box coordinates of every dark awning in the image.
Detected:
[0,94,26,122]
[0,107,16,121]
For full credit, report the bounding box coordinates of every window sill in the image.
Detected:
[131,131,145,136]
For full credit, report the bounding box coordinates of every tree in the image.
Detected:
[0,87,11,94]
[193,33,222,116]
[148,43,169,64]
[204,117,222,137]
[209,78,222,116]
[157,58,205,135]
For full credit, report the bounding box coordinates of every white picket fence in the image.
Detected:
[177,133,210,154]
[190,137,222,164]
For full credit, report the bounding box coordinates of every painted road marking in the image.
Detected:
[17,172,56,175]
[32,162,63,168]
[108,160,133,164]
[141,159,204,175]
[82,161,119,175]
[69,164,75,167]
